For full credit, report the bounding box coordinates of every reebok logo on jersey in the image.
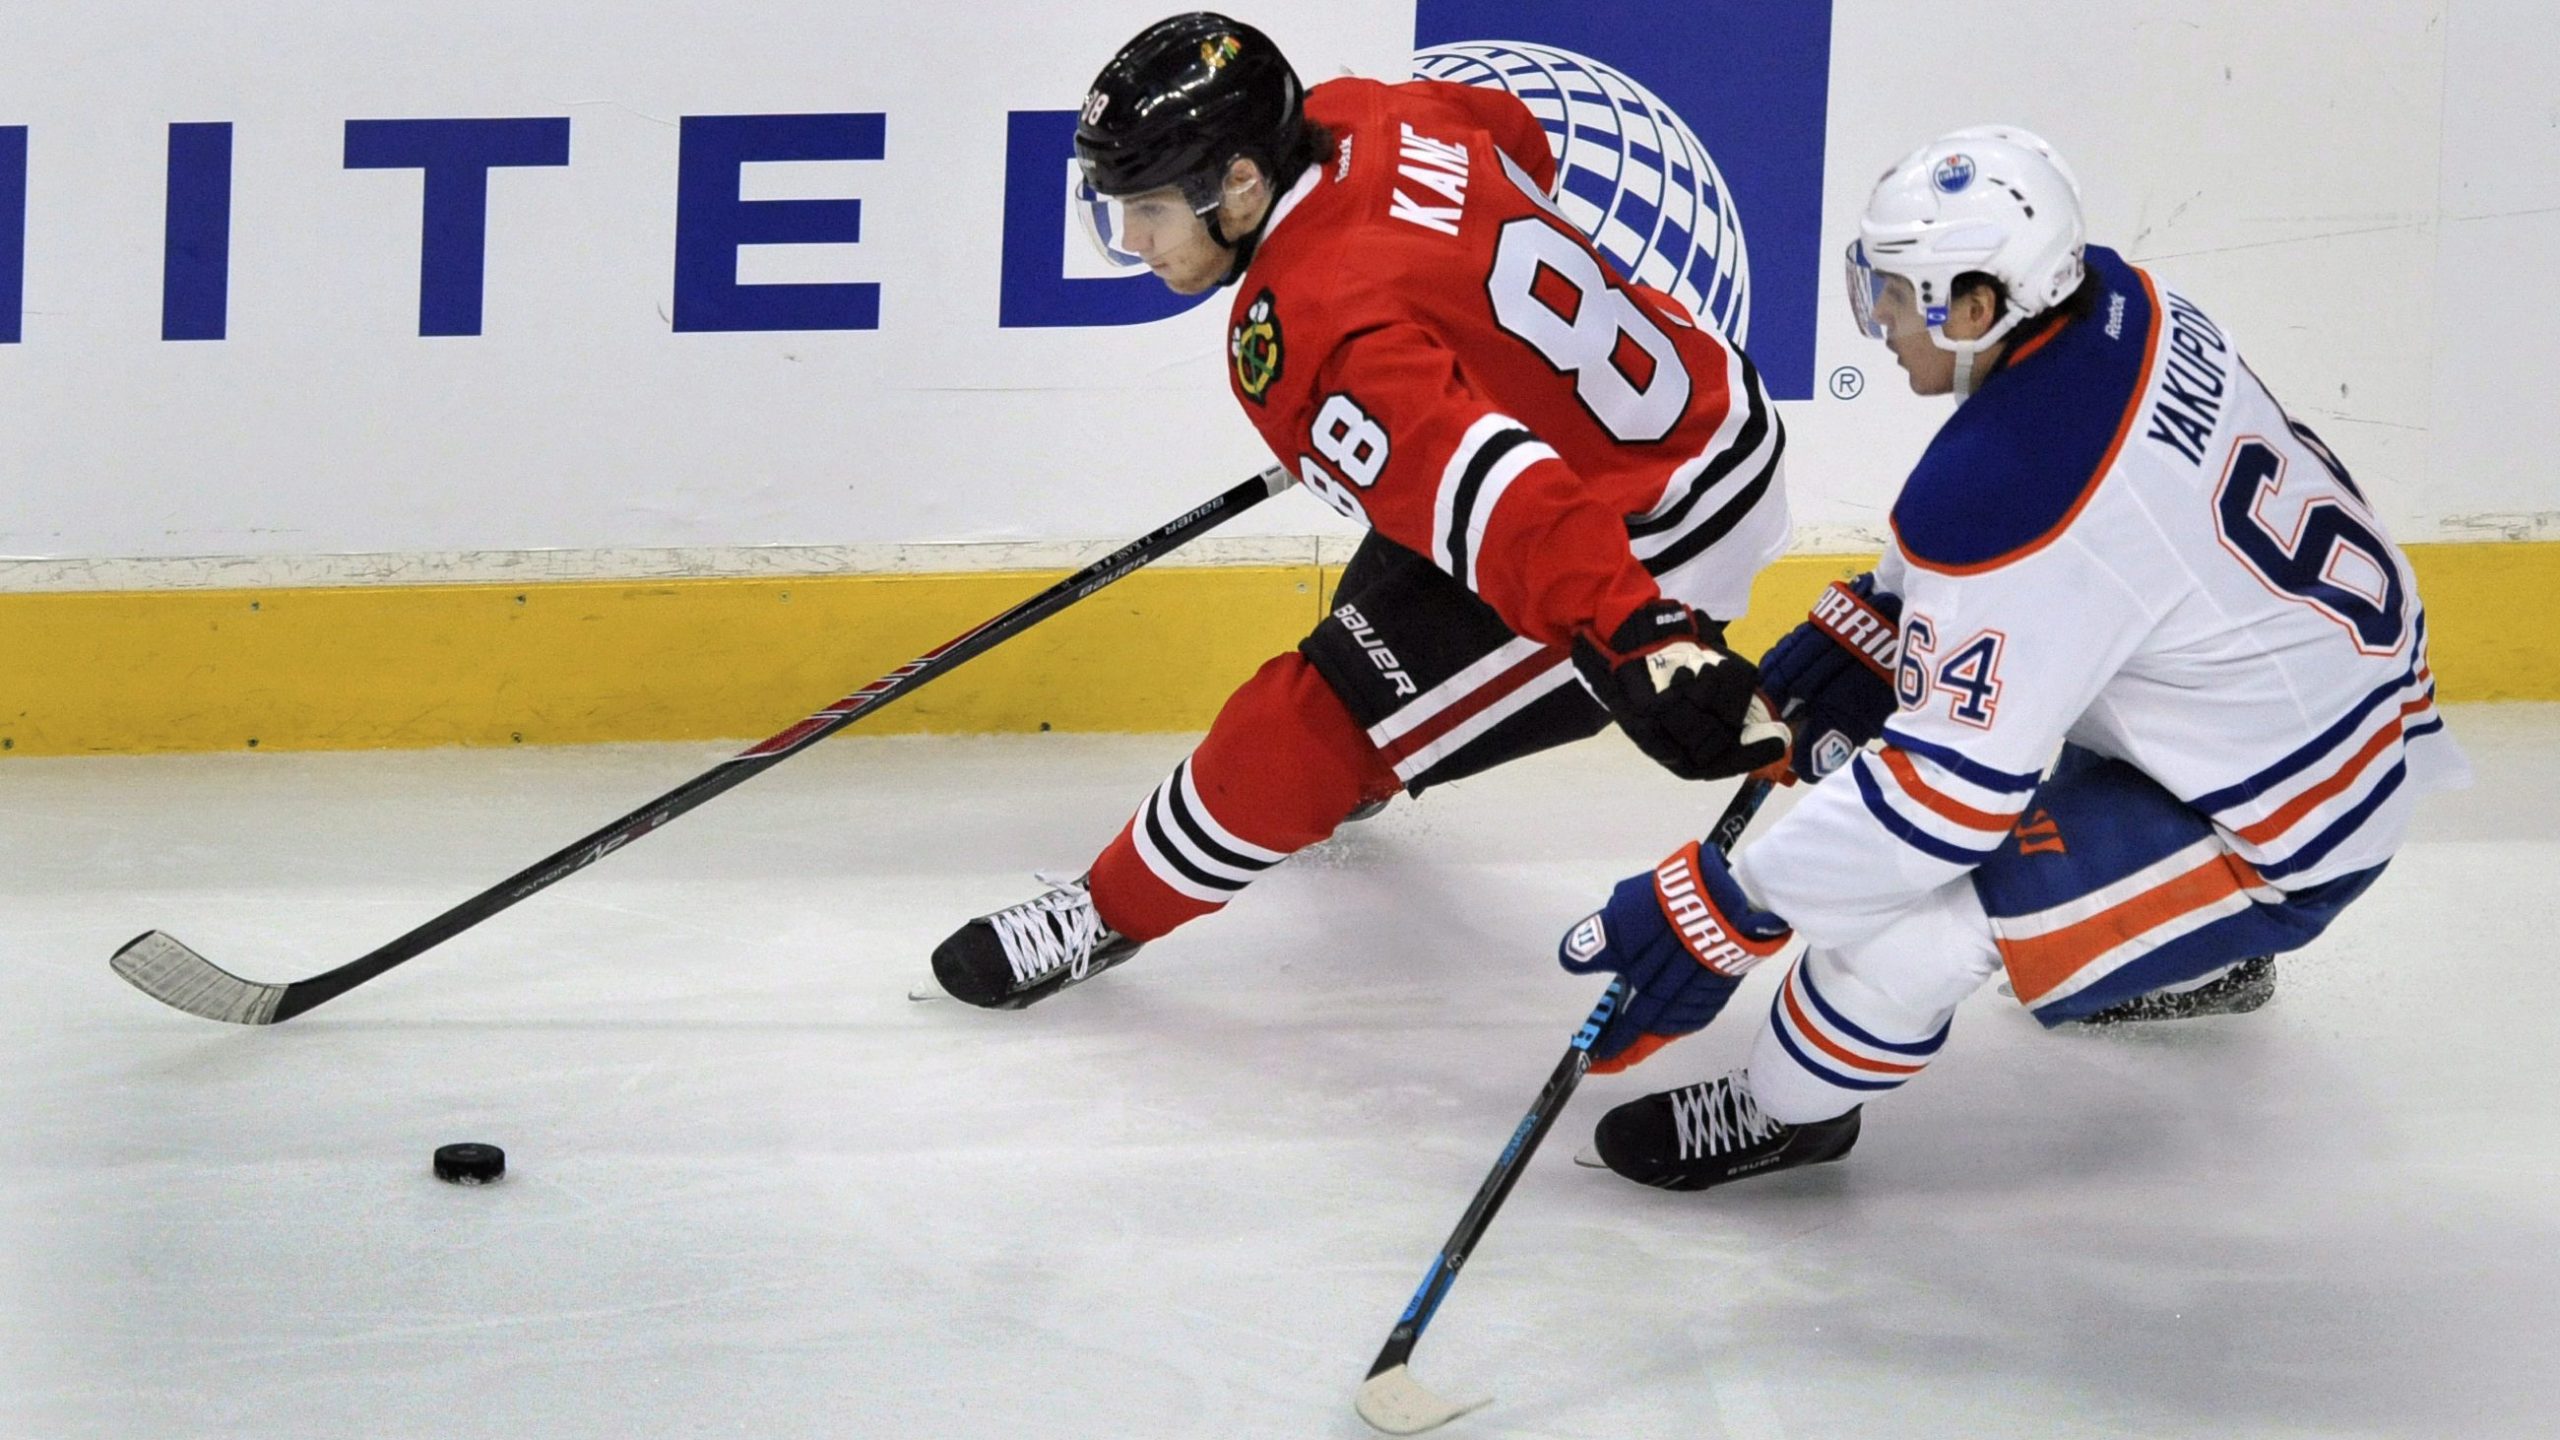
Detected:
[1652,844,1776,977]
[1231,290,1283,404]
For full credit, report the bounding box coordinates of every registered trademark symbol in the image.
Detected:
[1828,366,1865,400]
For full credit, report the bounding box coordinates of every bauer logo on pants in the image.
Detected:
[1412,1,1833,399]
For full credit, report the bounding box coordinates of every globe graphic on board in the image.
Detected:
[1413,41,1751,347]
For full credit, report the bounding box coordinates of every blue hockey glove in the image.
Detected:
[1756,573,1902,783]
[1573,601,1790,782]
[1558,839,1793,1073]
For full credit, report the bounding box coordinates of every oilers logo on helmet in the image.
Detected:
[1932,153,1976,193]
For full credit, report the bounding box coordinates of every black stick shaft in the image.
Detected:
[264,466,1294,1021]
[1363,774,1775,1379]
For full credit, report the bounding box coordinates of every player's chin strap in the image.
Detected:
[1950,342,1990,400]
[1943,315,2027,400]
[1947,298,2074,399]
[1212,194,1274,287]
[1214,220,1261,288]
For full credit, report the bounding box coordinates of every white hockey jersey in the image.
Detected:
[1738,246,2469,946]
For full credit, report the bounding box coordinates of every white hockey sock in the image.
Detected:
[1748,882,2001,1124]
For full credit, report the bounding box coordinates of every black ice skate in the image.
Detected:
[1579,1071,1861,1192]
[932,877,1140,1010]
[2075,954,2275,1027]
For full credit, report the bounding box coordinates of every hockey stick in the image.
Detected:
[1354,774,1775,1435]
[110,465,1298,1025]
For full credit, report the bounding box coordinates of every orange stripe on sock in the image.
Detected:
[1781,971,1926,1076]
[1999,850,2264,1005]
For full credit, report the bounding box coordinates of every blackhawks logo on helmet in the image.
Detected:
[1201,34,1242,69]
[1231,290,1283,404]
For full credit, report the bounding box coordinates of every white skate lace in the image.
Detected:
[986,883,1109,987]
[1671,1077,1785,1162]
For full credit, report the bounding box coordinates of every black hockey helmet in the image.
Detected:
[1075,12,1307,209]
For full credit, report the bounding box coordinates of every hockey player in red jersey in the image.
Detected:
[1551,127,2470,1192]
[931,13,1793,1008]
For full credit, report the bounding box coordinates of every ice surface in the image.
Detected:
[5,709,2557,1439]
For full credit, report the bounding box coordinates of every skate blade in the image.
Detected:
[1571,1145,1605,1169]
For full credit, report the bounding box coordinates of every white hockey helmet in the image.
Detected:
[1937,124,2081,199]
[1845,129,2086,395]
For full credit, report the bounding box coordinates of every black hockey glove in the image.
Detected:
[1757,573,1902,783]
[1573,601,1789,782]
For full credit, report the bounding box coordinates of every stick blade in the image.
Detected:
[1355,1364,1489,1435]
[110,931,287,1025]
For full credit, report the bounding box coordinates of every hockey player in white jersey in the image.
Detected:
[1552,129,2472,1190]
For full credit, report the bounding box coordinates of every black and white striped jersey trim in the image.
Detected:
[1432,414,1561,593]
[1131,757,1290,905]
[1627,347,1785,578]
[1430,361,1781,596]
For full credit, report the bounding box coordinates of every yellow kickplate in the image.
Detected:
[0,543,2548,757]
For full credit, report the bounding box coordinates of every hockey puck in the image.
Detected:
[432,1142,506,1186]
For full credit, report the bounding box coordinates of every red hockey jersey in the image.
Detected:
[1226,77,1786,647]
